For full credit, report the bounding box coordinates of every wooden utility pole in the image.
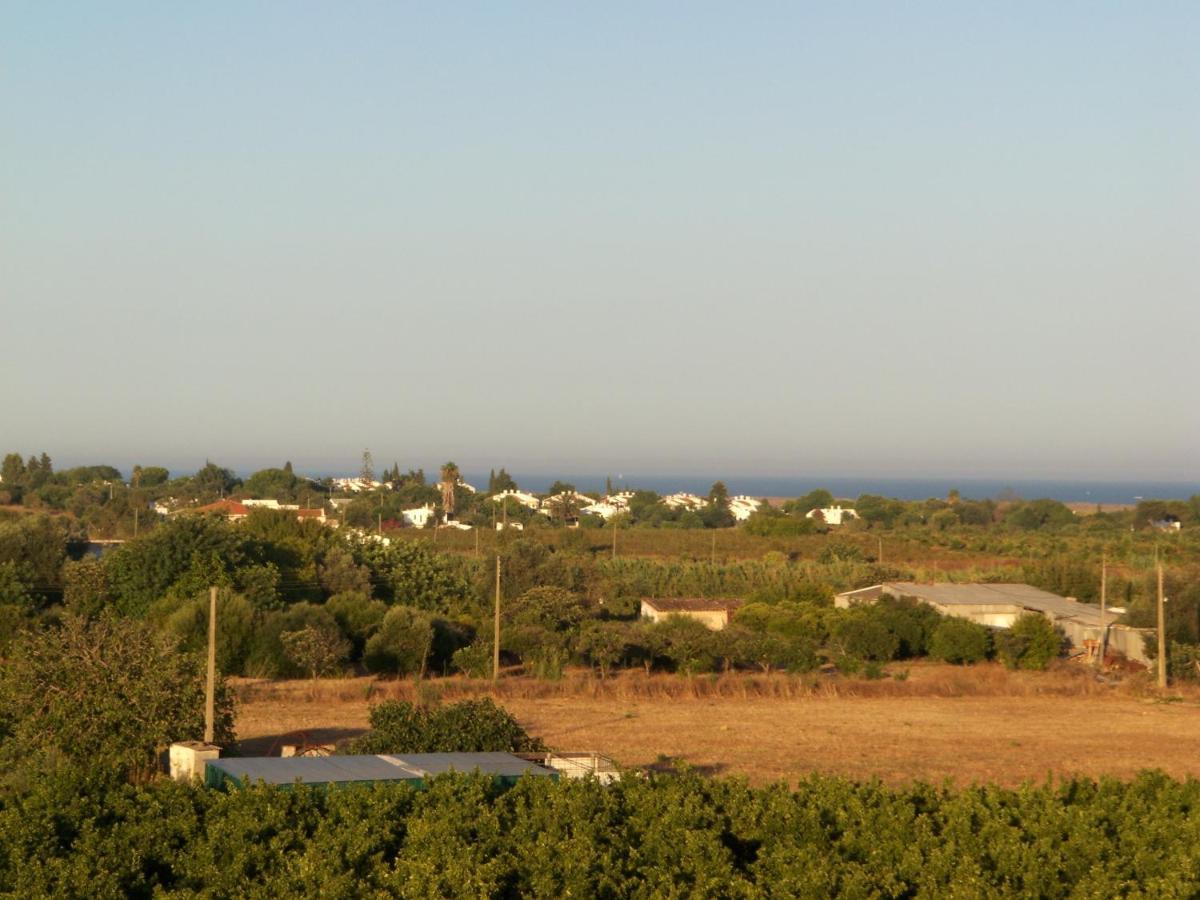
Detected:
[204,586,217,744]
[711,531,716,565]
[1157,561,1167,690]
[492,555,502,683]
[612,520,617,560]
[475,527,480,557]
[1096,555,1108,667]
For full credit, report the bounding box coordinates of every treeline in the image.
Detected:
[6,450,1198,542]
[5,507,1200,680]
[2,770,1198,896]
[0,511,1096,682]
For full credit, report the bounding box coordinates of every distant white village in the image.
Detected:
[132,465,873,540]
[166,475,869,532]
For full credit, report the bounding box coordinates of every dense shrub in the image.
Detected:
[281,623,350,679]
[869,597,943,658]
[363,606,434,676]
[451,642,493,678]
[654,616,718,674]
[995,613,1063,670]
[830,611,900,661]
[105,516,247,616]
[242,603,342,678]
[0,614,235,783]
[928,618,992,664]
[162,591,257,675]
[346,698,544,755]
[324,591,387,656]
[1168,643,1200,681]
[575,620,632,677]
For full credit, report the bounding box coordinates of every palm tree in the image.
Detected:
[440,461,460,520]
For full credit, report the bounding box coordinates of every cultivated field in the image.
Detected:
[234,664,1200,787]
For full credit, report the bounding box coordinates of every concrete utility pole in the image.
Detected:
[204,586,218,744]
[1157,562,1167,690]
[492,555,502,683]
[877,536,883,566]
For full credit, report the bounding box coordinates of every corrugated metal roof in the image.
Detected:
[884,582,1108,626]
[207,752,556,787]
[396,752,557,778]
[208,755,425,786]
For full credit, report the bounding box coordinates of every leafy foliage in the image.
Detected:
[995,613,1063,670]
[0,614,235,783]
[281,624,351,679]
[346,698,544,755]
[2,769,1200,895]
[928,618,992,664]
[363,606,434,676]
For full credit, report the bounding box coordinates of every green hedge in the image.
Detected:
[2,770,1198,896]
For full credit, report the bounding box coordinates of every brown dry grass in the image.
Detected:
[233,664,1200,787]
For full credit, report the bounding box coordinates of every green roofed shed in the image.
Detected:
[204,752,557,790]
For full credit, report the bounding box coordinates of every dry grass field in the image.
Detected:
[233,664,1200,787]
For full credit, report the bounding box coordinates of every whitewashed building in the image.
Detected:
[806,505,860,526]
[662,493,706,510]
[488,489,542,510]
[728,495,762,522]
[332,477,383,493]
[402,504,436,528]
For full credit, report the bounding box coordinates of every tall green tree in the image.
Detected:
[0,614,236,782]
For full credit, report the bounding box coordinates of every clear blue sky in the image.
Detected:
[3,3,1197,479]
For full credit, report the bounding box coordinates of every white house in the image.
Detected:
[727,496,762,522]
[488,489,541,510]
[332,477,383,493]
[402,504,436,528]
[806,505,859,526]
[581,502,622,520]
[241,499,303,510]
[639,597,744,631]
[662,493,705,510]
